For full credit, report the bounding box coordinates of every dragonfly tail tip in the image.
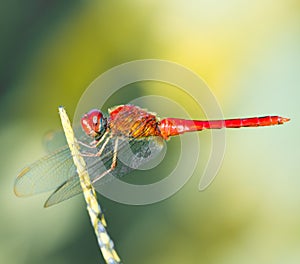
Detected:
[280,117,290,124]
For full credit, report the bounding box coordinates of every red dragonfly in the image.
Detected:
[14,104,290,207]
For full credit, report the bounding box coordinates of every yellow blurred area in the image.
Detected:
[0,1,299,263]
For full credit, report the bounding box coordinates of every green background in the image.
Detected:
[1,1,299,263]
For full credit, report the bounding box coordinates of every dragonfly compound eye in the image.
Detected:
[81,109,106,138]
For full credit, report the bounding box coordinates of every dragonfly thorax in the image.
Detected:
[81,109,107,140]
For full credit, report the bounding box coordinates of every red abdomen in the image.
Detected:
[158,116,290,139]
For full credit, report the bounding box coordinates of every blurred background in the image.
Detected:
[1,1,299,263]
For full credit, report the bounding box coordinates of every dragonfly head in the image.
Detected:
[81,109,107,140]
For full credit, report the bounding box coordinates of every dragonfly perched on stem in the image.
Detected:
[14,104,290,207]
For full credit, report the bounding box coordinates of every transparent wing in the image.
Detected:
[15,134,165,207]
[14,146,76,197]
[45,136,164,207]
[43,127,87,153]
[14,129,91,198]
[44,176,82,207]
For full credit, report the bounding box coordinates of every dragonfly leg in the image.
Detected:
[95,136,111,157]
[81,132,112,157]
[78,131,109,149]
[91,138,119,184]
[78,140,97,149]
[95,131,109,147]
